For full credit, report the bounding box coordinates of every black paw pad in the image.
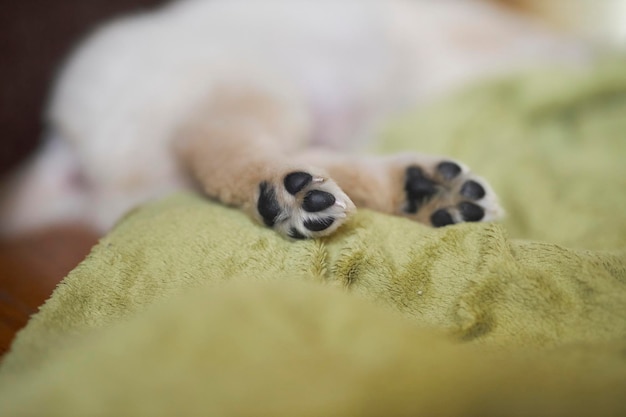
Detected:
[288,228,307,240]
[437,161,462,180]
[302,190,335,212]
[431,209,455,227]
[257,182,281,226]
[404,166,437,214]
[284,172,312,195]
[304,217,335,231]
[460,180,486,200]
[458,202,485,222]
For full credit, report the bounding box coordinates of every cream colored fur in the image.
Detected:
[1,0,591,237]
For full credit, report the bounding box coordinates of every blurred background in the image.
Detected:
[0,0,621,179]
[0,0,622,355]
[0,0,166,178]
[1,0,623,178]
[0,0,166,356]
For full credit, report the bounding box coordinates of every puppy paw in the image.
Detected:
[256,171,355,239]
[401,160,503,227]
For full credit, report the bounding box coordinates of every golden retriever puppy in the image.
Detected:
[2,0,591,238]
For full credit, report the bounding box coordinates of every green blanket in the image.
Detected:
[1,61,626,416]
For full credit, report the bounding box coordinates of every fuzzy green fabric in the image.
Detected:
[1,61,626,416]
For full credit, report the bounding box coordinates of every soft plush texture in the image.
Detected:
[1,60,626,416]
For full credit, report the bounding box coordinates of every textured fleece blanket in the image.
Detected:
[1,60,626,416]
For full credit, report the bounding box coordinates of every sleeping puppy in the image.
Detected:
[0,0,590,239]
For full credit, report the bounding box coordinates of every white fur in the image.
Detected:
[1,0,591,234]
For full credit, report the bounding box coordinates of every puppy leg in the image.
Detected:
[294,150,503,227]
[175,86,355,239]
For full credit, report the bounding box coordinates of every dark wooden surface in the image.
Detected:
[0,226,98,357]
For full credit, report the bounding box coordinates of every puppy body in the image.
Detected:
[1,0,589,237]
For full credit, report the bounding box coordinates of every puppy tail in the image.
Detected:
[0,133,90,237]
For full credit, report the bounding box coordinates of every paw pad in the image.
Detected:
[458,201,484,222]
[460,180,485,200]
[302,190,336,212]
[402,159,501,227]
[436,161,462,180]
[430,209,455,227]
[257,181,282,226]
[404,167,438,214]
[288,228,306,240]
[256,170,353,239]
[303,216,335,231]
[284,172,312,195]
